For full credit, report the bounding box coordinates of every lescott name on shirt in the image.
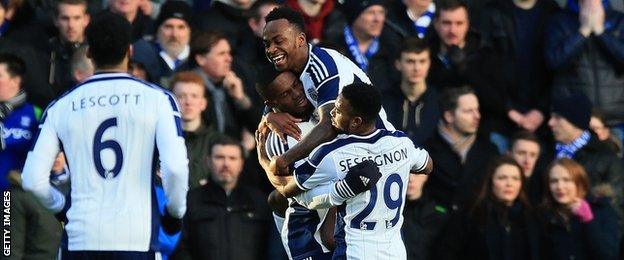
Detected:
[338,147,409,172]
[71,94,141,111]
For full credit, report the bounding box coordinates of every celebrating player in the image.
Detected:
[260,7,394,177]
[262,83,432,259]
[21,12,188,259]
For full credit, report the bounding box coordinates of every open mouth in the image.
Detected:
[270,54,286,64]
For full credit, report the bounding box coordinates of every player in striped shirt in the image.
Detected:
[265,83,432,260]
[21,12,188,259]
[260,7,394,178]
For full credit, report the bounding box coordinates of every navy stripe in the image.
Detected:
[308,47,338,87]
[286,202,324,259]
[333,204,347,259]
[294,161,316,190]
[316,76,339,106]
[309,130,408,166]
[149,147,161,251]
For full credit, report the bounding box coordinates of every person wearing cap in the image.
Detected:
[132,0,192,85]
[548,92,623,221]
[324,0,401,94]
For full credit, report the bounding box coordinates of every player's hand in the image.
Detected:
[255,130,269,168]
[335,160,381,199]
[269,155,290,176]
[266,112,302,143]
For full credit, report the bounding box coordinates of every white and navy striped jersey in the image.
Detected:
[293,129,429,260]
[21,73,189,252]
[300,44,394,130]
[266,119,332,260]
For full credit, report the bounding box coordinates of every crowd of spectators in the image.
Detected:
[1,0,623,259]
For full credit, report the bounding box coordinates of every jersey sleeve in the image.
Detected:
[316,76,340,108]
[156,93,189,219]
[292,155,336,191]
[410,144,430,173]
[21,108,65,213]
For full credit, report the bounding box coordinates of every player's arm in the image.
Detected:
[271,103,337,176]
[156,93,189,220]
[22,110,65,213]
[295,160,382,210]
[410,145,433,175]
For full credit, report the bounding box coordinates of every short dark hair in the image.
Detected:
[340,83,381,124]
[55,0,88,16]
[190,30,228,67]
[265,7,306,33]
[399,37,429,56]
[255,62,282,99]
[435,0,469,18]
[439,86,475,113]
[249,0,281,20]
[510,130,539,149]
[0,53,26,79]
[86,11,131,68]
[209,135,245,159]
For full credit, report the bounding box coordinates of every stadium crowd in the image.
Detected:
[1,0,623,259]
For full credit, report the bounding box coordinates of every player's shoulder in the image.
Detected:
[307,45,340,82]
[308,129,409,166]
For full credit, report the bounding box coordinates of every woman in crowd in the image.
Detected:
[540,158,620,260]
[434,155,541,259]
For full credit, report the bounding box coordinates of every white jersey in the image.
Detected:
[293,129,429,260]
[266,119,332,260]
[300,44,394,130]
[21,73,189,252]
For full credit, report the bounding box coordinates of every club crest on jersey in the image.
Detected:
[307,87,318,101]
[21,116,31,127]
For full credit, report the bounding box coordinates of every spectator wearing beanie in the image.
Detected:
[548,91,623,223]
[132,0,192,86]
[323,0,401,94]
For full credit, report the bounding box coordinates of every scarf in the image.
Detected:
[407,3,435,38]
[555,130,591,158]
[438,121,476,163]
[344,26,380,71]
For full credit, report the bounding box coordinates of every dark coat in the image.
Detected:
[544,7,624,126]
[541,196,621,260]
[572,134,624,218]
[402,196,451,260]
[435,201,542,260]
[43,37,86,95]
[194,2,255,57]
[173,181,271,260]
[382,85,440,145]
[183,124,219,190]
[423,131,500,211]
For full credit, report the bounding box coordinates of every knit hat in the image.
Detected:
[551,92,592,130]
[156,1,192,28]
[340,0,384,25]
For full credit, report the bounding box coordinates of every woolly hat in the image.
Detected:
[156,1,192,28]
[340,0,384,25]
[551,92,592,130]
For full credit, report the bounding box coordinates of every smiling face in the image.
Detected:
[264,71,313,119]
[263,19,306,71]
[491,164,523,206]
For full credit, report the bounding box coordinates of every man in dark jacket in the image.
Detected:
[422,86,499,250]
[383,37,440,145]
[174,136,271,260]
[545,0,624,131]
[478,0,560,145]
[44,0,89,96]
[547,92,623,220]
[171,71,219,189]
